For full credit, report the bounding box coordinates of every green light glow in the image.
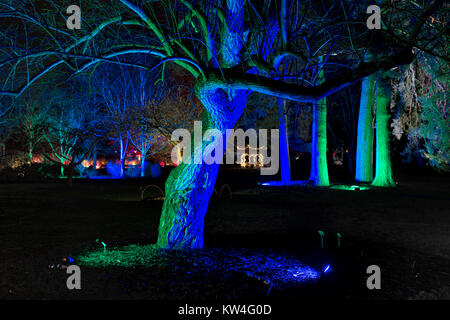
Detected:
[76,245,321,287]
[372,73,396,187]
[330,184,371,191]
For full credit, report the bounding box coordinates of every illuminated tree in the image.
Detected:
[7,97,49,164]
[42,99,101,184]
[372,71,396,187]
[0,0,446,248]
[96,64,136,178]
[355,73,376,182]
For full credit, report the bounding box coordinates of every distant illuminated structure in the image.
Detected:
[237,145,264,168]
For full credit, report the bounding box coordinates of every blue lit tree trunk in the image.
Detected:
[156,0,246,249]
[372,72,396,187]
[156,84,247,249]
[141,151,146,177]
[309,58,329,186]
[279,99,291,183]
[355,74,376,182]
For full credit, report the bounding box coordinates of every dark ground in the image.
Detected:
[0,166,449,300]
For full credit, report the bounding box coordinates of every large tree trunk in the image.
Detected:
[119,137,125,178]
[156,83,247,249]
[309,58,329,186]
[278,99,291,183]
[372,72,396,187]
[92,145,97,171]
[355,74,376,182]
[309,97,329,186]
[141,151,146,177]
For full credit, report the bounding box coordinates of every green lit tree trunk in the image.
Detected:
[372,72,396,187]
[156,83,248,249]
[309,97,329,186]
[309,57,329,186]
[355,74,376,182]
[119,137,125,178]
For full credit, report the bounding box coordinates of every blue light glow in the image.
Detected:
[323,264,331,273]
[260,180,310,187]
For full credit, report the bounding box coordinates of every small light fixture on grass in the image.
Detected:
[96,239,107,252]
[318,230,325,248]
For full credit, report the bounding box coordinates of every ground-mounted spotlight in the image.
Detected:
[322,264,331,274]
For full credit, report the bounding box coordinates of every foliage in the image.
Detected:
[395,54,449,172]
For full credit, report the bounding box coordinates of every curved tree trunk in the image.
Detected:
[372,72,396,187]
[355,74,376,182]
[141,151,146,177]
[156,83,248,249]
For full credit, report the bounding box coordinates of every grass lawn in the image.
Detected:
[0,168,449,299]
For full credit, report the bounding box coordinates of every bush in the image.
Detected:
[106,161,122,178]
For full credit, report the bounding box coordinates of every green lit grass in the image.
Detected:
[77,244,165,267]
[330,184,372,191]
